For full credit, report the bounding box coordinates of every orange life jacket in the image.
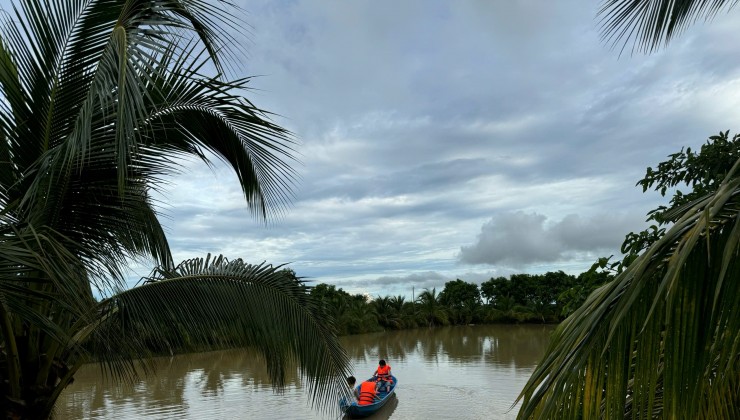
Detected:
[375,364,392,381]
[358,381,377,405]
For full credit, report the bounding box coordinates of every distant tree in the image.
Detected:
[387,295,412,328]
[439,279,482,324]
[343,298,378,335]
[310,284,352,334]
[372,296,396,329]
[401,301,420,329]
[439,279,481,324]
[481,277,513,308]
[481,275,561,323]
[537,271,577,319]
[509,274,536,307]
[557,264,614,318]
[389,295,406,313]
[416,288,448,327]
[439,279,482,306]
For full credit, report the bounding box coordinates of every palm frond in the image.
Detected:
[3,0,295,283]
[141,40,298,218]
[0,1,311,416]
[79,255,350,411]
[598,0,740,53]
[516,158,740,419]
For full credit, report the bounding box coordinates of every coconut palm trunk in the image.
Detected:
[0,1,349,418]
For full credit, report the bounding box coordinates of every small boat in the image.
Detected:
[340,375,397,418]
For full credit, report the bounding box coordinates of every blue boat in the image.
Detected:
[340,375,397,418]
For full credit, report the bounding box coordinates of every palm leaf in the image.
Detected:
[516,157,740,419]
[598,0,740,53]
[3,0,296,287]
[77,255,350,411]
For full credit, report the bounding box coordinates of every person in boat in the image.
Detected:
[357,380,379,406]
[346,376,360,402]
[373,359,392,393]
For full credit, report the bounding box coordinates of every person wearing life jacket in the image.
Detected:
[373,359,392,393]
[357,380,378,405]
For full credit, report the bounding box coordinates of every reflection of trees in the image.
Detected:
[59,325,554,417]
[482,325,554,368]
[56,359,190,418]
[57,347,306,418]
[342,329,427,365]
[166,348,304,392]
[341,325,555,370]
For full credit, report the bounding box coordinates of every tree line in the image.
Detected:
[308,268,613,336]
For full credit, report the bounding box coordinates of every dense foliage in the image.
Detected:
[306,268,612,336]
[517,131,740,419]
[616,131,740,270]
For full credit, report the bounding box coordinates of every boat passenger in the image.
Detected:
[357,380,378,405]
[373,359,392,393]
[346,376,359,402]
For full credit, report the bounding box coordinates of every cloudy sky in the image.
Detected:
[148,1,740,297]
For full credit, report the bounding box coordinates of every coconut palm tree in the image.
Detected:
[389,295,409,327]
[343,297,378,334]
[516,3,740,418]
[373,296,401,329]
[0,1,348,418]
[416,288,448,327]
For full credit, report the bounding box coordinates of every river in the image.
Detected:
[55,324,555,419]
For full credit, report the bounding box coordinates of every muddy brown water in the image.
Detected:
[56,324,555,419]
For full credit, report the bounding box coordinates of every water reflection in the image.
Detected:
[56,324,554,419]
[346,324,552,368]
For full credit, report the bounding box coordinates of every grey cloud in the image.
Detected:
[374,272,448,288]
[240,0,740,194]
[459,211,641,266]
[329,271,451,297]
[304,157,499,202]
[325,267,524,298]
[146,0,740,293]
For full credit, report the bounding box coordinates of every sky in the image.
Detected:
[141,1,740,297]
